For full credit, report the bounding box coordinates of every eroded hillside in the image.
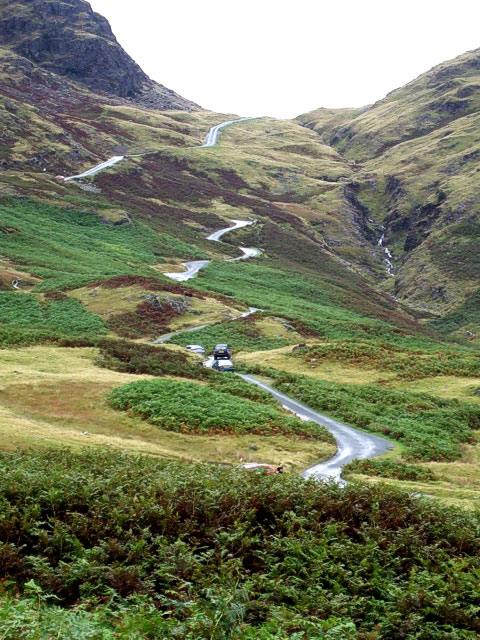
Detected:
[298,47,480,339]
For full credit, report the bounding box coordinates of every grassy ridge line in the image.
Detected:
[0,449,479,638]
[293,340,480,380]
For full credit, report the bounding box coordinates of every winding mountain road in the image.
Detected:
[231,247,262,261]
[62,120,391,483]
[202,117,254,148]
[239,375,392,483]
[161,118,392,481]
[164,218,260,281]
[64,156,124,182]
[207,219,253,241]
[162,260,211,283]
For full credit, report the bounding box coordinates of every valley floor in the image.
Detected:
[0,345,335,472]
[1,339,479,508]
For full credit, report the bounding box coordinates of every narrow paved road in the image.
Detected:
[164,218,260,281]
[162,260,210,282]
[231,247,262,261]
[239,374,392,484]
[202,117,254,148]
[64,119,391,482]
[207,219,253,241]
[153,324,210,345]
[166,120,262,281]
[64,156,125,182]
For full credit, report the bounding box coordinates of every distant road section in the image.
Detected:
[64,156,124,182]
[201,117,254,148]
[231,247,262,261]
[207,219,254,242]
[164,219,260,282]
[163,260,211,282]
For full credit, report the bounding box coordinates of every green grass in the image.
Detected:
[109,378,329,440]
[266,371,480,461]
[293,340,480,380]
[430,288,480,335]
[0,449,479,638]
[193,261,410,342]
[0,292,106,345]
[0,198,204,291]
[345,459,438,482]
[170,316,293,353]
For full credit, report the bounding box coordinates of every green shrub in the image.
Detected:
[97,338,211,379]
[0,449,478,638]
[0,292,106,343]
[345,459,438,482]
[294,340,480,380]
[109,378,329,439]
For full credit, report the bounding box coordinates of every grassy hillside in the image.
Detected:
[313,47,480,161]
[298,48,480,329]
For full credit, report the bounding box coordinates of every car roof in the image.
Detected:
[216,359,233,366]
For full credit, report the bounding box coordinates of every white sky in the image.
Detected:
[89,0,480,118]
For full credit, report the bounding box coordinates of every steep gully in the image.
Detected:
[63,118,392,482]
[378,232,395,277]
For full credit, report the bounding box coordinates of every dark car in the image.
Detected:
[212,359,235,372]
[213,343,232,359]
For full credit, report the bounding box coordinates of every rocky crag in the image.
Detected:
[0,0,199,110]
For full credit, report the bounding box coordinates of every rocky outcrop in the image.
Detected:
[0,0,200,111]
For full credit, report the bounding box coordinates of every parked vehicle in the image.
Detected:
[212,358,235,372]
[213,343,232,359]
[186,344,205,355]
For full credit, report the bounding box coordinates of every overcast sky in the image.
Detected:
[89,0,480,118]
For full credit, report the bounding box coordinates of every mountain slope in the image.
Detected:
[0,0,199,110]
[299,47,480,161]
[0,5,480,628]
[298,48,480,338]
